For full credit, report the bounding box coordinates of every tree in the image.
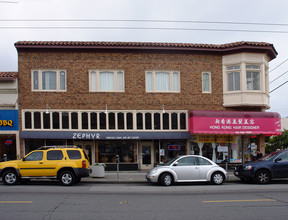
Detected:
[266,129,288,153]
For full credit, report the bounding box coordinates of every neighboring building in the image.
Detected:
[0,72,19,161]
[15,41,281,170]
[281,118,288,131]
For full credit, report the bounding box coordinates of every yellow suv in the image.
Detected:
[0,146,91,186]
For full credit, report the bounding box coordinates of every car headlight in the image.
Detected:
[151,169,158,174]
[243,165,253,170]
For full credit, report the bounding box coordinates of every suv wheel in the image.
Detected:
[255,170,271,184]
[2,170,19,185]
[60,171,75,186]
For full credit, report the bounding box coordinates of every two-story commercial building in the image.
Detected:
[15,41,281,170]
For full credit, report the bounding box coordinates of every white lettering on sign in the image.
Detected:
[72,133,100,139]
[214,118,256,126]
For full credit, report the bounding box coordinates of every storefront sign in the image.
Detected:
[196,135,236,143]
[0,110,19,131]
[20,131,191,140]
[189,110,281,135]
[217,146,228,152]
[5,139,13,145]
[168,145,181,150]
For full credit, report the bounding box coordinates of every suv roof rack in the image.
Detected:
[37,145,79,150]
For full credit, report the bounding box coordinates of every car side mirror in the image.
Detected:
[22,158,26,161]
[275,158,282,163]
[173,162,178,166]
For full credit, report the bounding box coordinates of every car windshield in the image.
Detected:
[258,151,283,161]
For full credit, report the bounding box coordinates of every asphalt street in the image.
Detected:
[0,180,288,220]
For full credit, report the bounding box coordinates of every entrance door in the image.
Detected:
[139,142,154,170]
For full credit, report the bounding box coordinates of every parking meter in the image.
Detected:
[116,155,120,180]
[116,155,120,163]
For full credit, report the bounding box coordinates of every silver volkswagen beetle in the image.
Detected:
[146,155,228,186]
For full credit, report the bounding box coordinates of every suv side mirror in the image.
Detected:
[22,158,26,161]
[275,158,282,163]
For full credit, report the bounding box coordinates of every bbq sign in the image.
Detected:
[0,110,19,131]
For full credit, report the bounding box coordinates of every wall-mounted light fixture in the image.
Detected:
[161,104,165,113]
[45,104,50,114]
[105,104,108,114]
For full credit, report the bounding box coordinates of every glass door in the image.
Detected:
[139,142,154,170]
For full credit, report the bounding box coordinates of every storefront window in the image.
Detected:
[137,113,143,130]
[98,141,135,163]
[109,113,115,129]
[62,112,69,129]
[90,112,97,129]
[145,113,152,129]
[25,112,32,129]
[118,113,124,129]
[82,112,88,129]
[34,112,41,129]
[43,112,50,129]
[71,112,78,129]
[159,140,186,164]
[52,112,60,129]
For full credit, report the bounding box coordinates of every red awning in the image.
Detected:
[189,110,281,136]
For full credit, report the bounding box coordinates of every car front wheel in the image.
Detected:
[59,171,75,186]
[255,170,271,184]
[2,170,19,185]
[211,172,225,185]
[159,173,173,186]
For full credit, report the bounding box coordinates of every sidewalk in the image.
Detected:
[81,171,239,183]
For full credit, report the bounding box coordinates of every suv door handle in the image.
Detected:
[39,162,43,164]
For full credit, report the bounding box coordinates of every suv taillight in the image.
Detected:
[82,160,87,168]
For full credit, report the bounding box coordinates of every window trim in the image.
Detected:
[202,72,211,93]
[89,69,125,92]
[31,69,66,92]
[145,70,180,93]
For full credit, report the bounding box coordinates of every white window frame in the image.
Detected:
[89,69,125,92]
[31,69,66,92]
[226,65,241,92]
[246,64,260,91]
[202,72,211,93]
[145,70,180,93]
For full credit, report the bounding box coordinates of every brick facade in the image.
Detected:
[18,49,225,115]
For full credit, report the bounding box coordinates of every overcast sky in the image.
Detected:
[1,0,288,117]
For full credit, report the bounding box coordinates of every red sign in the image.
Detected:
[168,145,181,150]
[5,139,13,145]
[189,111,281,136]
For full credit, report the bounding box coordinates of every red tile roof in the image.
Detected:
[14,41,277,59]
[0,72,18,81]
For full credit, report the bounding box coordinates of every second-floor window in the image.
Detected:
[32,70,66,91]
[246,65,260,90]
[227,65,240,91]
[202,72,211,93]
[89,70,124,92]
[146,70,180,92]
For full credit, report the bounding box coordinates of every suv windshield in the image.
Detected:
[258,151,283,161]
